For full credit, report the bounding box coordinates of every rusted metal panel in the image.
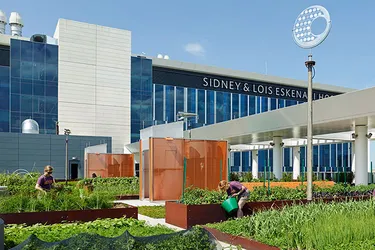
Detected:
[0,207,138,225]
[203,226,280,250]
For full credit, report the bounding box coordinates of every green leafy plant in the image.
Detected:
[4,218,175,249]
[180,186,227,205]
[207,200,375,250]
[280,172,293,182]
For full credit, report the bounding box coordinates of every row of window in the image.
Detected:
[153,84,304,126]
[231,143,352,172]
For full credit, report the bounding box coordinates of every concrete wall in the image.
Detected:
[54,19,131,153]
[0,133,111,179]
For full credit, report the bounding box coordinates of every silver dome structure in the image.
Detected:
[0,9,6,34]
[22,119,39,134]
[9,12,23,36]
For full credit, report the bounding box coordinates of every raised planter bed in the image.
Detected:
[165,201,227,229]
[0,206,138,225]
[166,196,372,229]
[203,226,279,250]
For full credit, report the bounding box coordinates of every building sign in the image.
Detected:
[152,67,342,101]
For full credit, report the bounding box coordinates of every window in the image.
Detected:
[197,90,205,124]
[337,144,343,171]
[261,97,268,113]
[206,91,214,124]
[165,85,174,122]
[270,98,277,110]
[232,94,239,119]
[249,96,255,115]
[240,94,248,117]
[0,45,10,66]
[154,84,164,122]
[313,145,318,172]
[10,40,20,61]
[330,144,336,172]
[233,152,240,169]
[242,151,250,172]
[284,148,291,171]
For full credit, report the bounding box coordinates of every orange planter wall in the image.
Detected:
[243,181,335,190]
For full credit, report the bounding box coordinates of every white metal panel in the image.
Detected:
[56,18,131,153]
[186,86,375,145]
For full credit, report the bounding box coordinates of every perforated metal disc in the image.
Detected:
[292,5,332,49]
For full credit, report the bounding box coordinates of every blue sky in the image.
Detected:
[2,0,374,89]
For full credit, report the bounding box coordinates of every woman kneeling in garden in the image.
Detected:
[218,180,249,218]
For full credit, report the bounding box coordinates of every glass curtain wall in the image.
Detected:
[10,39,58,134]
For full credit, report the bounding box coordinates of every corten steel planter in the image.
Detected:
[203,226,280,250]
[165,201,228,229]
[166,196,372,229]
[0,206,138,225]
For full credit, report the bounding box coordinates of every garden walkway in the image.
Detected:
[117,199,244,250]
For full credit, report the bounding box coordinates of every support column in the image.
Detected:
[272,136,283,180]
[252,150,258,179]
[351,143,355,173]
[354,126,368,185]
[293,147,300,180]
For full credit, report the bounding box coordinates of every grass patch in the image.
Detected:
[138,206,165,218]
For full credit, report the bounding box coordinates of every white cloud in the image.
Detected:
[184,43,205,57]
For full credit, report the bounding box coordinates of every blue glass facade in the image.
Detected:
[130,56,352,175]
[0,39,59,134]
[130,56,153,143]
[0,66,9,132]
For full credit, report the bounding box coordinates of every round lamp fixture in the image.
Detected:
[292,5,332,49]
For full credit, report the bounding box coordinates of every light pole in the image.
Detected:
[177,111,198,133]
[292,5,331,200]
[64,128,71,185]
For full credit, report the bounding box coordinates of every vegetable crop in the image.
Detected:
[77,177,139,196]
[179,184,375,205]
[4,218,174,249]
[0,174,141,213]
[207,200,375,250]
[5,219,217,250]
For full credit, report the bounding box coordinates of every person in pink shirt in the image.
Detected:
[218,180,250,218]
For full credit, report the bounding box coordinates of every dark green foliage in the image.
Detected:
[229,172,240,181]
[77,177,139,196]
[138,206,165,218]
[207,200,375,250]
[180,186,228,205]
[5,220,216,250]
[4,218,175,249]
[0,188,114,213]
[333,171,354,184]
[280,172,293,182]
[179,184,375,205]
[297,173,318,182]
[0,173,39,195]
